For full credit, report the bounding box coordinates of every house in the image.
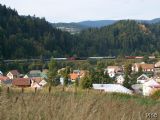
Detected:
[70,70,88,82]
[116,75,125,84]
[29,70,42,77]
[149,56,156,59]
[155,61,160,68]
[143,79,160,96]
[31,77,47,89]
[23,74,28,78]
[24,70,43,78]
[42,69,48,79]
[31,82,42,89]
[132,63,154,72]
[92,84,133,95]
[154,74,160,83]
[0,76,8,81]
[42,69,48,74]
[70,73,79,81]
[0,76,12,86]
[12,78,31,87]
[39,79,47,86]
[7,70,20,79]
[0,71,3,76]
[58,68,66,74]
[60,77,64,85]
[155,77,160,83]
[32,77,47,86]
[137,74,150,84]
[106,66,123,78]
[154,61,160,74]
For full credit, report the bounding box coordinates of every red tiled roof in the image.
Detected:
[70,73,79,80]
[136,63,154,69]
[12,78,31,86]
[0,76,9,81]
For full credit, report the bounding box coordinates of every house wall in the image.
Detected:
[143,69,154,72]
[143,86,152,96]
[107,68,115,73]
[107,68,116,78]
[7,72,13,79]
[137,80,146,84]
[116,75,125,84]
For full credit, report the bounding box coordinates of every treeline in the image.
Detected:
[1,4,160,59]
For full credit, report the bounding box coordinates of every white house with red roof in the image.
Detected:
[132,63,154,72]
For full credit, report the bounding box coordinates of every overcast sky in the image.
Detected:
[1,0,160,23]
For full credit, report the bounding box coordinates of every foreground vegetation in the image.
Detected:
[0,86,160,120]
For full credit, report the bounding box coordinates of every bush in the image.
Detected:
[151,90,160,100]
[80,75,92,89]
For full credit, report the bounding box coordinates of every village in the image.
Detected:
[0,57,160,97]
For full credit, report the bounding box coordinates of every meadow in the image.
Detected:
[0,86,160,120]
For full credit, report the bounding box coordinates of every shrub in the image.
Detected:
[151,90,160,100]
[80,75,92,89]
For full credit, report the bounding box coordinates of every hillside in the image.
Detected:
[53,19,160,34]
[78,20,117,28]
[75,20,160,56]
[0,4,76,59]
[1,4,160,59]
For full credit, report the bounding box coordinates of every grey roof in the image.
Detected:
[29,70,41,74]
[1,79,12,85]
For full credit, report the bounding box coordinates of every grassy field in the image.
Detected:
[0,86,160,120]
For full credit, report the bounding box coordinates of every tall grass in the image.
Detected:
[0,86,160,120]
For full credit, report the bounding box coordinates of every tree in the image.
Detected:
[124,63,132,75]
[75,78,79,87]
[96,60,105,69]
[48,58,58,86]
[80,75,92,89]
[102,73,113,84]
[143,55,149,63]
[60,66,71,86]
[63,75,69,86]
[138,66,143,75]
[123,63,132,88]
[123,75,131,88]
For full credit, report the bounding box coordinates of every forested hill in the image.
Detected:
[0,4,76,59]
[1,4,160,59]
[75,20,160,56]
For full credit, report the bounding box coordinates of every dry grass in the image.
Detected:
[0,86,160,120]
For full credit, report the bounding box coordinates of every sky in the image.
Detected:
[0,0,160,23]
